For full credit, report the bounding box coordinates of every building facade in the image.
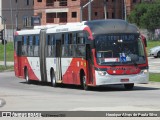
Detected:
[126,0,141,16]
[1,0,143,29]
[34,0,127,25]
[0,0,34,41]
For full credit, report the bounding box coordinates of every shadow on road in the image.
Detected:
[19,81,159,92]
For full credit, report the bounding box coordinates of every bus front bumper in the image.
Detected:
[95,70,149,86]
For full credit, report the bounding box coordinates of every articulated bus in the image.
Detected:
[14,19,149,90]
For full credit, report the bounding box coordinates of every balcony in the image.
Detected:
[59,18,67,23]
[46,0,67,7]
[46,0,55,6]
[46,12,67,24]
[58,0,67,6]
[46,18,55,23]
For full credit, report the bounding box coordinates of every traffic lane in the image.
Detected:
[0,72,160,111]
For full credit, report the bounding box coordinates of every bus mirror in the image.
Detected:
[144,39,147,47]
[142,35,147,47]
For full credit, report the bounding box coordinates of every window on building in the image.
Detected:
[37,0,42,2]
[27,0,29,5]
[95,12,98,17]
[72,12,77,18]
[133,0,136,3]
[112,12,115,18]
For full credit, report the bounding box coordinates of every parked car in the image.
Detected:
[149,46,160,58]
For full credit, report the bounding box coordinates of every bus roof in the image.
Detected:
[46,22,86,34]
[84,19,139,35]
[16,29,40,35]
[16,19,139,36]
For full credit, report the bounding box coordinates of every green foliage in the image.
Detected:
[128,0,160,32]
[0,65,14,72]
[149,73,160,82]
[146,40,160,53]
[0,42,14,61]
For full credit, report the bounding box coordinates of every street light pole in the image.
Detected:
[80,0,94,22]
[104,0,107,19]
[0,16,6,68]
[88,0,91,21]
[124,0,127,21]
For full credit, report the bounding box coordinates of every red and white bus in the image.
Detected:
[14,19,149,90]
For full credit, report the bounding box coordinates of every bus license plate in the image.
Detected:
[121,79,129,82]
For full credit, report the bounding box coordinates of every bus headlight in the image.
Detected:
[140,69,148,74]
[98,71,107,76]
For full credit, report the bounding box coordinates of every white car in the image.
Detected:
[149,46,160,58]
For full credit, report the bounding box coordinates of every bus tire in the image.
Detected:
[24,68,31,84]
[51,70,57,87]
[81,75,89,90]
[124,83,134,90]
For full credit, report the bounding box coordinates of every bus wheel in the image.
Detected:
[82,76,89,90]
[25,68,31,84]
[124,83,134,90]
[51,70,57,87]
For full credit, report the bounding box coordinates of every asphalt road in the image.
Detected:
[0,71,160,112]
[0,58,160,119]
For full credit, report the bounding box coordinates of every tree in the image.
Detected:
[128,3,149,26]
[140,4,160,33]
[128,0,160,33]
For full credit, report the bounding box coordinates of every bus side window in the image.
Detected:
[51,35,55,57]
[76,32,85,44]
[33,36,36,56]
[76,32,86,57]
[68,33,72,44]
[62,33,68,57]
[22,36,28,56]
[15,36,22,56]
[34,35,39,57]
[47,35,51,57]
[28,36,33,56]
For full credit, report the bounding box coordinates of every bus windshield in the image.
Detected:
[95,34,146,65]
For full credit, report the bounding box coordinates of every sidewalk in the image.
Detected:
[0,61,14,66]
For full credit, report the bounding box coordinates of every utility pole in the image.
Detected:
[0,16,6,68]
[10,0,14,37]
[88,0,91,21]
[80,0,94,22]
[104,0,107,19]
[124,0,127,21]
[15,0,18,30]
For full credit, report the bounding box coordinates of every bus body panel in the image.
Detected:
[95,70,149,86]
[46,58,56,82]
[27,57,41,80]
[14,19,149,89]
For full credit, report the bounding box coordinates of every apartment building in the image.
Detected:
[0,0,143,30]
[0,0,34,40]
[126,0,141,16]
[1,0,34,29]
[34,0,127,25]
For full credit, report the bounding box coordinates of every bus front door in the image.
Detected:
[56,40,62,82]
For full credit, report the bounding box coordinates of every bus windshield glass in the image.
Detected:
[95,34,146,65]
